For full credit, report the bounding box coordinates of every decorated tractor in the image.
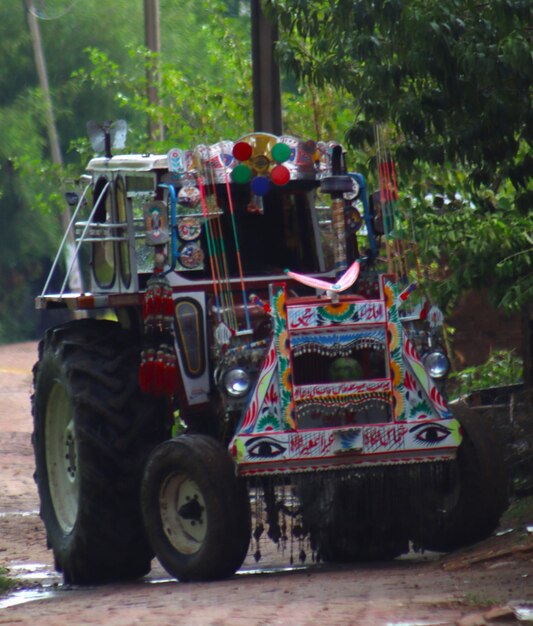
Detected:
[33,128,508,584]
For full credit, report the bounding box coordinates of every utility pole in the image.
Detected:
[25,0,63,167]
[251,0,282,135]
[24,0,82,292]
[144,0,164,142]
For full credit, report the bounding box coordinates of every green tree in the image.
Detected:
[0,0,263,342]
[268,0,532,311]
[0,1,148,341]
[74,0,355,152]
[74,2,253,153]
[268,0,532,389]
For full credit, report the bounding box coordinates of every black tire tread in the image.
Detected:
[409,408,509,552]
[141,434,251,582]
[32,319,170,584]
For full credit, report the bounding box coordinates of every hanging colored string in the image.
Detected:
[375,125,423,289]
[375,125,408,279]
[389,158,422,285]
[198,169,237,331]
[384,155,406,278]
[208,168,239,330]
[375,126,393,274]
[225,173,252,331]
[198,176,223,324]
[381,147,416,283]
[208,191,234,330]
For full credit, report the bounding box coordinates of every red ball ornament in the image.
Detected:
[232,141,253,162]
[271,164,290,186]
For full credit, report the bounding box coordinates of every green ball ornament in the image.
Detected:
[232,164,252,184]
[271,142,291,163]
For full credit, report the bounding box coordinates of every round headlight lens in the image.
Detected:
[423,350,450,379]
[222,368,251,398]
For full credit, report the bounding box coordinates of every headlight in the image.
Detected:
[222,368,251,398]
[423,350,450,379]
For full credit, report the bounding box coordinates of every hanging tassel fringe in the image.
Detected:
[139,274,178,396]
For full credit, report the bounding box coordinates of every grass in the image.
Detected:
[463,592,502,608]
[500,494,533,529]
[0,567,16,594]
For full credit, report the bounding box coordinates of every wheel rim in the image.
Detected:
[45,381,80,533]
[160,473,207,555]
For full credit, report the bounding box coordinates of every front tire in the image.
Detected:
[32,319,169,584]
[141,434,251,581]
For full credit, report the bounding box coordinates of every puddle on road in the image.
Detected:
[510,601,533,622]
[8,562,61,583]
[386,622,450,626]
[0,510,39,518]
[0,561,63,610]
[238,564,308,576]
[0,547,453,611]
[0,588,58,609]
[144,563,309,585]
[0,563,310,609]
[1,560,309,609]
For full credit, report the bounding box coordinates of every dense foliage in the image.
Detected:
[268,0,532,312]
[0,0,530,356]
[0,1,145,341]
[0,1,249,341]
[449,349,524,399]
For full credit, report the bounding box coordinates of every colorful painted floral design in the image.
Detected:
[387,321,399,350]
[384,283,394,309]
[408,399,432,420]
[284,402,296,430]
[403,370,417,392]
[393,388,404,418]
[276,290,286,318]
[390,360,403,386]
[271,284,296,431]
[281,367,292,392]
[257,413,281,431]
[278,329,290,358]
[320,302,355,323]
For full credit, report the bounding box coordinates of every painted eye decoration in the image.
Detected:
[410,422,451,446]
[245,436,286,459]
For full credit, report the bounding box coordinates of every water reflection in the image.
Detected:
[0,588,58,609]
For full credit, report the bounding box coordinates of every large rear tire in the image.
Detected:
[141,434,251,581]
[32,319,170,584]
[409,410,509,552]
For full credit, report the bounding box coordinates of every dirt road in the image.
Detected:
[1,341,532,626]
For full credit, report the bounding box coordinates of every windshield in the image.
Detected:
[174,183,326,277]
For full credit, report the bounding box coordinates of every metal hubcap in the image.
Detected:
[45,381,80,533]
[64,420,77,480]
[160,474,207,555]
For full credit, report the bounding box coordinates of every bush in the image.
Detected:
[449,350,524,400]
